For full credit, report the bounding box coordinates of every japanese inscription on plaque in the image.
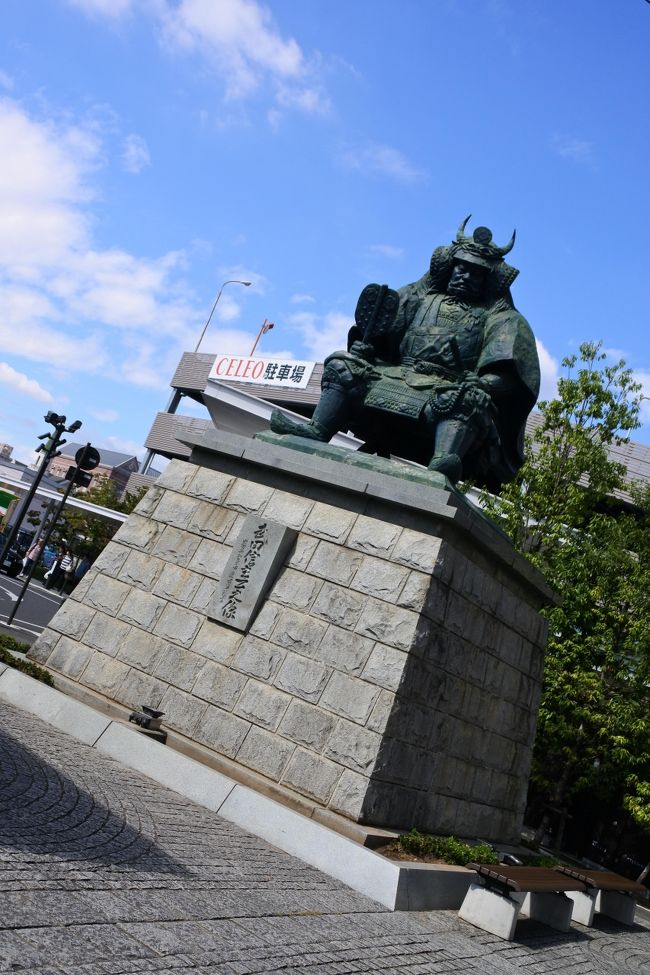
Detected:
[209,515,297,632]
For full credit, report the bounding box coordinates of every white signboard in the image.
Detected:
[209,354,315,389]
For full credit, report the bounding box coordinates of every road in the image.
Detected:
[0,572,64,644]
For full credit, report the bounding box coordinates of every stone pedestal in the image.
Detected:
[29,430,553,842]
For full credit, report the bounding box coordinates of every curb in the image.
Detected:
[0,662,473,911]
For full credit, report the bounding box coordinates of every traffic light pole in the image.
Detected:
[0,419,69,568]
[6,443,93,628]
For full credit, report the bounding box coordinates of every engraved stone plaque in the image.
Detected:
[209,516,297,632]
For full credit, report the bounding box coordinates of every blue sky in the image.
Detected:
[1,0,650,466]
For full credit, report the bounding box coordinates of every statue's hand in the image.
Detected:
[349,340,376,362]
[413,361,438,375]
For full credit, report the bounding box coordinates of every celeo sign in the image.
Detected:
[209,354,315,390]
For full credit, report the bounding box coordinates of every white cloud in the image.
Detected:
[551,133,594,165]
[121,133,151,173]
[66,0,134,20]
[338,142,426,183]
[0,98,202,383]
[369,243,404,259]
[90,408,119,422]
[0,362,53,402]
[290,310,351,362]
[160,0,329,116]
[0,70,14,90]
[290,293,315,304]
[536,338,559,402]
[102,435,145,459]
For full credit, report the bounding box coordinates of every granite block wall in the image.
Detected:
[30,457,548,841]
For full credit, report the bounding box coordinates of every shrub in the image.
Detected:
[0,636,54,686]
[397,829,499,865]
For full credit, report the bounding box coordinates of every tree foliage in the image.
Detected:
[482,342,650,836]
[44,478,146,559]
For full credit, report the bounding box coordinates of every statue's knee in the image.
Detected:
[322,359,357,390]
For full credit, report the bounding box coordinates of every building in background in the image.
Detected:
[47,444,140,497]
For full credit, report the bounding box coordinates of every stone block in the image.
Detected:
[160,685,208,738]
[248,601,281,639]
[223,478,274,513]
[92,543,130,578]
[193,620,243,665]
[286,534,319,571]
[114,513,164,552]
[273,652,329,703]
[311,582,364,629]
[153,603,203,648]
[234,679,291,731]
[121,550,165,591]
[152,525,201,566]
[270,607,328,657]
[278,699,336,751]
[156,459,195,493]
[153,644,205,692]
[151,490,199,529]
[270,567,322,612]
[398,571,431,612]
[47,636,93,680]
[392,530,442,573]
[282,748,342,803]
[307,540,363,587]
[79,652,131,698]
[355,599,419,651]
[303,502,357,543]
[232,635,284,681]
[83,613,131,657]
[320,671,380,724]
[351,556,410,603]
[191,537,232,578]
[27,628,59,664]
[235,725,295,780]
[193,661,247,710]
[361,644,407,692]
[317,625,374,675]
[325,719,382,774]
[186,466,234,503]
[117,669,167,710]
[132,484,163,518]
[190,576,219,615]
[116,628,167,671]
[264,490,315,530]
[347,515,402,558]
[48,600,94,641]
[366,689,395,734]
[118,588,166,630]
[194,705,251,758]
[458,883,522,941]
[153,564,202,606]
[187,501,238,541]
[84,575,130,616]
[328,768,368,819]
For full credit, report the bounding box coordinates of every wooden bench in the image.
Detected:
[459,864,586,940]
[554,866,648,926]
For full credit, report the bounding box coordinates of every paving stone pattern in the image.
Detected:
[2,699,649,974]
[30,460,547,840]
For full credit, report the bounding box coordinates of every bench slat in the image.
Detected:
[467,863,586,894]
[555,866,647,894]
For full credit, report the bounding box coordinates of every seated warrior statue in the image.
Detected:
[270,217,540,490]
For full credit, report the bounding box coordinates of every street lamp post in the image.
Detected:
[139,278,251,475]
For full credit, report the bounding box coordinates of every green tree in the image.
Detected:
[46,479,146,559]
[482,342,650,846]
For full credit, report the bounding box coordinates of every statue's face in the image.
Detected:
[447,260,487,300]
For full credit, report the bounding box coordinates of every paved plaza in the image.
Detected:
[1,698,650,974]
